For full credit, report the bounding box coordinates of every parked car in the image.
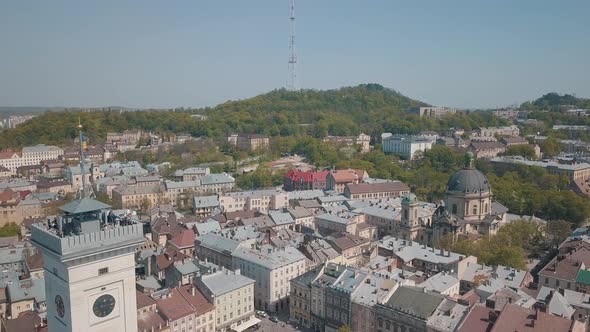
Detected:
[256,310,268,318]
[269,316,279,323]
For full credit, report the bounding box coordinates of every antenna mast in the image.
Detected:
[287,0,297,90]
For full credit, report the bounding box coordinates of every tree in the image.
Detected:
[0,223,20,237]
[139,198,152,212]
[502,145,536,160]
[546,220,573,248]
[540,137,560,157]
[95,192,113,206]
[337,325,353,332]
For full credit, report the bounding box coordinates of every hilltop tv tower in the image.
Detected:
[287,0,298,90]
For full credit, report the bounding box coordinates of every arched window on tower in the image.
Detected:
[452,204,457,214]
[404,209,408,221]
[473,205,478,215]
[484,203,488,213]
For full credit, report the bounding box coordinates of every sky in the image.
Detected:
[0,0,589,109]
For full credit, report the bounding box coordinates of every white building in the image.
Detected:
[196,269,258,332]
[0,144,63,171]
[382,134,434,159]
[232,245,306,313]
[30,198,143,332]
[218,189,288,213]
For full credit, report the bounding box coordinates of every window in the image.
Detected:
[98,267,109,275]
[472,206,478,215]
[452,204,457,214]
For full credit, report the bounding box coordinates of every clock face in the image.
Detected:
[55,295,65,318]
[92,294,116,318]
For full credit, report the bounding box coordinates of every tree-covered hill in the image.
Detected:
[521,92,590,111]
[0,84,509,148]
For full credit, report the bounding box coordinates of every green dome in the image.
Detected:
[402,193,418,204]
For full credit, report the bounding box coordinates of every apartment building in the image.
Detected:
[196,270,257,332]
[344,181,410,200]
[0,145,63,172]
[381,134,434,159]
[112,184,166,210]
[228,134,270,151]
[218,190,288,213]
[477,125,520,138]
[150,286,216,332]
[409,106,457,119]
[326,169,369,193]
[232,245,306,312]
[283,169,329,191]
[322,133,371,153]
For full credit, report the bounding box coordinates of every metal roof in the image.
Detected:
[59,198,111,214]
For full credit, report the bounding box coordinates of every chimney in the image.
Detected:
[191,287,196,296]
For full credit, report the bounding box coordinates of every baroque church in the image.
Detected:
[431,152,508,245]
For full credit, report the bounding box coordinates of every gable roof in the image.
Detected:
[329,169,366,183]
[170,229,196,249]
[346,181,409,195]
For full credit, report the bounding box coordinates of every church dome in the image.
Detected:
[446,152,491,194]
[402,193,418,204]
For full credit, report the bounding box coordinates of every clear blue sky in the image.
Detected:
[1,0,589,109]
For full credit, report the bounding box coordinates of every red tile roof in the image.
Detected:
[178,285,215,316]
[154,288,196,321]
[285,169,329,183]
[458,304,495,332]
[330,169,366,183]
[490,304,572,332]
[136,290,156,309]
[539,247,590,282]
[137,311,168,332]
[3,311,43,332]
[170,229,196,249]
[0,150,21,159]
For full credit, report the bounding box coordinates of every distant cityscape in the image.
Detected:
[0,96,587,332]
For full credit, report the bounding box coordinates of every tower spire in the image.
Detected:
[287,0,297,90]
[77,118,86,199]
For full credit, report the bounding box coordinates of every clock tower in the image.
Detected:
[31,198,143,332]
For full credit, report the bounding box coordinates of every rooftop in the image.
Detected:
[346,181,410,195]
[200,173,235,185]
[199,270,254,296]
[268,210,295,226]
[330,268,367,293]
[152,288,195,321]
[59,197,111,214]
[490,303,573,332]
[193,195,219,209]
[6,277,45,303]
[384,286,445,320]
[232,245,306,270]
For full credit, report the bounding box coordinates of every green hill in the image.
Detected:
[521,92,590,111]
[0,84,509,149]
